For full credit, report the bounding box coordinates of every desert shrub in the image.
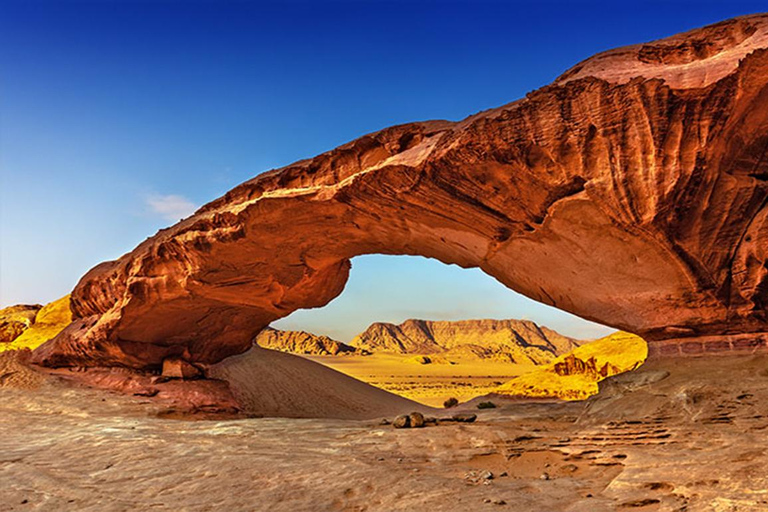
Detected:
[477,401,497,409]
[443,397,459,408]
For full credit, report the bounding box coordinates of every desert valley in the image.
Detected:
[4,7,768,512]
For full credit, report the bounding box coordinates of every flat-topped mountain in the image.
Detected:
[350,319,580,365]
[258,318,581,364]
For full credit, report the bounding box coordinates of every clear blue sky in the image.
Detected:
[1,1,764,340]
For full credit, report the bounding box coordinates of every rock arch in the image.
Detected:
[33,15,768,368]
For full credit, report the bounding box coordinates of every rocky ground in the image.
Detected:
[3,353,768,511]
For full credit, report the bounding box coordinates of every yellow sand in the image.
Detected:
[304,352,537,407]
[307,332,647,406]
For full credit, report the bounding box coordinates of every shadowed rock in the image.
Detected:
[31,14,768,369]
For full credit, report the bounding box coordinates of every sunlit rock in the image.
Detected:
[31,15,768,369]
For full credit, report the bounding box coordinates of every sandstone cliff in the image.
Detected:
[495,332,647,400]
[0,298,70,353]
[31,15,768,370]
[0,305,41,345]
[351,319,579,364]
[254,327,356,355]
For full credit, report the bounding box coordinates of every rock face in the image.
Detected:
[0,305,41,344]
[162,358,203,379]
[553,354,618,380]
[254,327,356,355]
[31,15,768,369]
[9,297,72,352]
[351,319,579,364]
[495,332,647,400]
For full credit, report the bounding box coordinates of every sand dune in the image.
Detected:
[207,346,434,420]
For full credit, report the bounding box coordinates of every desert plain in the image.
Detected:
[5,350,768,511]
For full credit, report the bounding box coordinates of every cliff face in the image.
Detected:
[552,354,619,380]
[0,305,41,345]
[0,298,71,353]
[351,319,579,365]
[254,327,355,356]
[495,332,647,400]
[31,15,768,369]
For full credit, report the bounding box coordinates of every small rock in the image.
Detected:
[562,464,578,473]
[493,499,506,505]
[133,388,159,397]
[379,418,391,425]
[393,415,411,428]
[409,412,425,428]
[377,457,385,461]
[452,413,477,423]
[540,472,550,480]
[483,498,492,503]
[498,471,508,477]
[480,470,494,480]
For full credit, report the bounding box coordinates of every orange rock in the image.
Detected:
[29,15,768,369]
[161,358,202,380]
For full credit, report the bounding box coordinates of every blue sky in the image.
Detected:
[1,0,764,341]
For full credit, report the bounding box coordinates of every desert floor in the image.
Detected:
[4,354,768,511]
[304,353,534,407]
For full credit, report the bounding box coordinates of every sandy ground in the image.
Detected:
[4,353,768,510]
[304,353,534,407]
[208,347,433,419]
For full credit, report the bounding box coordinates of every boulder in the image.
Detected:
[409,412,425,428]
[161,358,202,380]
[393,415,410,429]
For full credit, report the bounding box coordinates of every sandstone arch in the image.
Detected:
[33,14,768,369]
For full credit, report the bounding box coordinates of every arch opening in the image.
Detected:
[263,254,623,406]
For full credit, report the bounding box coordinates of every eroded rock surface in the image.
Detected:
[351,318,579,364]
[255,326,356,355]
[0,305,41,344]
[32,15,768,369]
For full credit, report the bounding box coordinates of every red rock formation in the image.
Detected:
[553,354,619,380]
[31,15,768,370]
[0,305,42,344]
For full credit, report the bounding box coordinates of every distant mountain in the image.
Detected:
[349,319,581,365]
[254,327,356,356]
